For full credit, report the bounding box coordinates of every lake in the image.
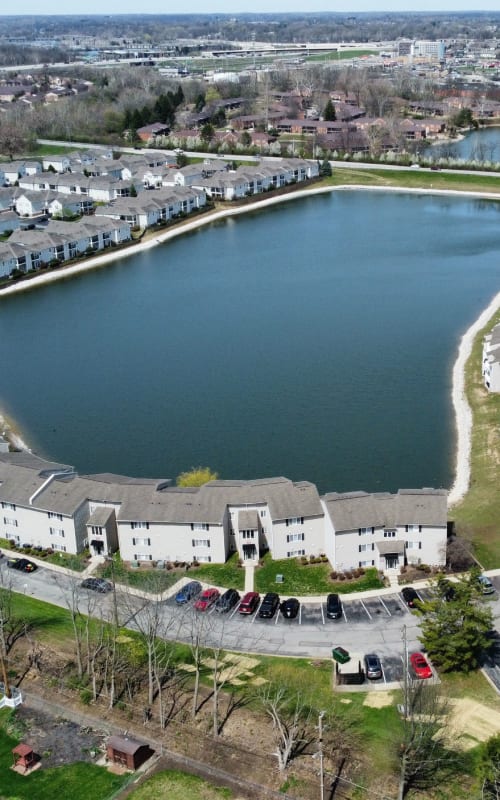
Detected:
[1,189,500,495]
[433,126,500,162]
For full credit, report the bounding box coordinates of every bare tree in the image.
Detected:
[258,684,315,771]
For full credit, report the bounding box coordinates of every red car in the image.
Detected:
[409,652,432,679]
[194,588,219,612]
[238,591,260,615]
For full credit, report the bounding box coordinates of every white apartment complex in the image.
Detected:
[0,452,447,572]
[483,322,500,393]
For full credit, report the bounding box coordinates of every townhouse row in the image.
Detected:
[0,451,448,574]
[483,321,500,393]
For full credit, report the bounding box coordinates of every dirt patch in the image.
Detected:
[363,691,394,709]
[448,698,500,749]
[13,705,107,768]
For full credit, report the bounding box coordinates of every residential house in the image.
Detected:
[0,211,21,235]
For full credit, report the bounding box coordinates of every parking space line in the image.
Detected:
[274,610,280,625]
[397,595,409,612]
[320,604,325,625]
[360,600,372,620]
[228,606,239,620]
[379,597,391,616]
[342,606,348,623]
[299,605,302,625]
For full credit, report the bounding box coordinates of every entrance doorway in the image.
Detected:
[385,555,399,569]
[91,539,104,555]
[243,544,257,561]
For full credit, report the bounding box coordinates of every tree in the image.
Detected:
[323,98,336,121]
[478,735,500,800]
[200,123,215,143]
[397,677,458,799]
[176,466,218,487]
[418,570,493,673]
[258,684,315,771]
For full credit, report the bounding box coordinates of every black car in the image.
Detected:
[401,587,419,608]
[258,592,280,619]
[81,577,112,593]
[215,588,240,613]
[326,593,343,619]
[8,558,37,573]
[280,597,300,619]
[364,653,383,680]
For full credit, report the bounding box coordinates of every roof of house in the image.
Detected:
[107,735,146,755]
[322,489,447,531]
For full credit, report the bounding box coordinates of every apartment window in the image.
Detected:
[191,523,209,531]
[5,533,20,544]
[196,555,212,563]
[358,543,375,552]
[192,539,210,548]
[286,517,304,526]
[1,502,16,511]
[131,521,149,530]
[134,553,153,561]
[286,532,305,543]
[50,527,65,538]
[359,560,375,568]
[384,530,396,538]
[53,543,67,552]
[406,541,422,550]
[132,537,151,547]
[287,549,305,557]
[260,510,266,518]
[406,524,422,533]
[48,512,63,521]
[91,526,103,536]
[358,527,374,536]
[241,531,255,540]
[3,517,17,527]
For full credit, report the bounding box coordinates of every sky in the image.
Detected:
[2,1,500,15]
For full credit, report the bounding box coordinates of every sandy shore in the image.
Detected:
[1,181,500,501]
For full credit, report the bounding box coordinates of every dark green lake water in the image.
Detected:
[1,190,500,495]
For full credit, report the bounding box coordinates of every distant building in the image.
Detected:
[483,323,500,392]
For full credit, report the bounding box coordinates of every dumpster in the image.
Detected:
[332,646,350,664]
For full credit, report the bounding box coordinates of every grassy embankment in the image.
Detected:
[450,308,500,568]
[324,166,500,195]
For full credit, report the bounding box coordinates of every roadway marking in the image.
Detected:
[360,600,372,619]
[379,597,391,616]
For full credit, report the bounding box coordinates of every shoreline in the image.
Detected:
[1,181,500,505]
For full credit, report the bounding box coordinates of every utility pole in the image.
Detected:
[318,710,325,800]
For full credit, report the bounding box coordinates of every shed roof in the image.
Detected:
[107,735,145,755]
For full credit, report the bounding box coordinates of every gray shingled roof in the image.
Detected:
[322,489,446,531]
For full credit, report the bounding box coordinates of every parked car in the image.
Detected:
[401,586,420,608]
[8,558,37,573]
[238,591,260,615]
[280,597,300,619]
[258,592,280,619]
[364,653,383,680]
[478,575,495,595]
[81,577,112,593]
[215,588,240,613]
[175,580,202,605]
[194,588,219,611]
[409,651,432,679]
[326,593,343,619]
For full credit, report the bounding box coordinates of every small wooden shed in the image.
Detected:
[12,743,36,772]
[106,735,153,770]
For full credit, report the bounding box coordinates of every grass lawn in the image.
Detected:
[127,769,233,799]
[99,559,180,593]
[192,553,383,595]
[325,166,500,195]
[450,309,500,567]
[0,711,126,800]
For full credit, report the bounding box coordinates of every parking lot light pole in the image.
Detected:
[105,555,119,629]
